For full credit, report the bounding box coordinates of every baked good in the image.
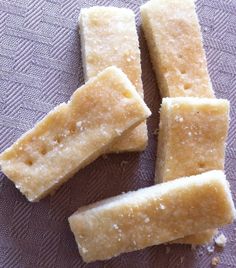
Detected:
[175,229,218,245]
[0,66,151,201]
[79,7,147,152]
[156,97,229,244]
[140,0,214,98]
[69,170,235,262]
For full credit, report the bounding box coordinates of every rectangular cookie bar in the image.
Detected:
[69,170,235,263]
[156,97,229,244]
[0,66,151,202]
[140,0,214,98]
[79,7,148,152]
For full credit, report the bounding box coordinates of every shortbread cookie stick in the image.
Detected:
[69,170,235,263]
[79,7,148,152]
[141,0,214,98]
[156,98,229,183]
[156,97,229,244]
[0,67,151,202]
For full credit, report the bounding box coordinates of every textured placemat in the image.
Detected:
[0,0,236,267]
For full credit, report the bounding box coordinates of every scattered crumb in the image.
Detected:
[144,217,150,223]
[191,245,196,251]
[153,129,158,135]
[215,234,227,247]
[211,256,220,266]
[166,246,171,254]
[180,256,184,263]
[207,245,215,253]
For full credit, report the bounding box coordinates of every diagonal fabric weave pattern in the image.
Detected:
[0,0,235,267]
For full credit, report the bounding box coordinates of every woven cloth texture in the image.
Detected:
[0,0,236,267]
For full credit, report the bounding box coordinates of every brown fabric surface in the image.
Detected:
[0,0,235,267]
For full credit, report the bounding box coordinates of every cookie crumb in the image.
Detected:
[153,129,158,135]
[207,245,215,253]
[180,256,184,263]
[211,256,220,266]
[215,234,227,247]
